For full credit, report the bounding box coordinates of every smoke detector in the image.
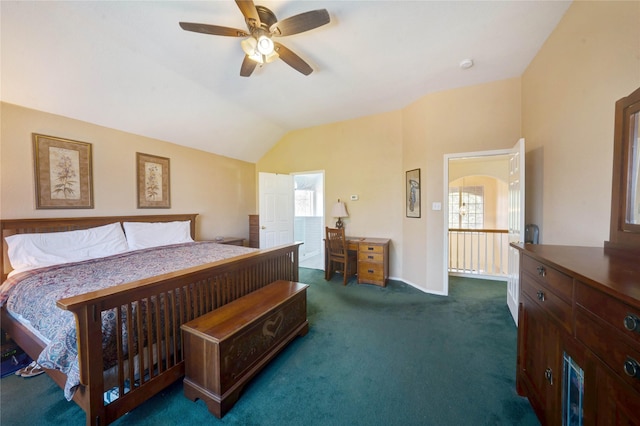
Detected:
[459,59,474,70]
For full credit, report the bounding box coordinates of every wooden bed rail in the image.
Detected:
[57,242,301,426]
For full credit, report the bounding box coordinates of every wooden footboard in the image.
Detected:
[55,242,300,426]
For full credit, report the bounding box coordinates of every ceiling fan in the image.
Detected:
[179,0,330,77]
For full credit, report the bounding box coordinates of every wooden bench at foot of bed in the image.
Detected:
[181,280,309,418]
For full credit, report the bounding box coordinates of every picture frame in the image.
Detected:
[406,168,421,218]
[137,152,171,209]
[33,133,94,209]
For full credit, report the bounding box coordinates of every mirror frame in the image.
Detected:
[607,86,640,250]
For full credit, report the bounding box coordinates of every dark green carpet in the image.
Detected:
[0,269,539,425]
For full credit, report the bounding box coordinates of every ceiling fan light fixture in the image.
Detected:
[241,37,257,55]
[180,2,331,76]
[241,37,264,63]
[256,35,274,55]
[264,50,279,63]
[241,35,278,64]
[250,53,264,64]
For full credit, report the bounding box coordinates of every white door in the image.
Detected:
[507,138,525,325]
[259,172,294,248]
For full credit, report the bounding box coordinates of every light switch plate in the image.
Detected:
[432,202,442,211]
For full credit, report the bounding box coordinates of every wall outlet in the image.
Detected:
[350,195,359,201]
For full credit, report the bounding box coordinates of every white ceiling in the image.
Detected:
[1,1,572,163]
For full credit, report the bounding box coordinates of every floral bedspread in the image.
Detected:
[0,242,255,400]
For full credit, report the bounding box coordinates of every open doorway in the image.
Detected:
[447,158,510,279]
[443,140,525,324]
[293,171,325,270]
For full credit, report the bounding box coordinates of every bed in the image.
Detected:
[0,214,301,426]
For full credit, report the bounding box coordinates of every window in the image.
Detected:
[448,185,484,229]
[295,189,315,217]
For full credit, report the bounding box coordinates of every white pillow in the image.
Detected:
[123,221,193,251]
[5,222,129,276]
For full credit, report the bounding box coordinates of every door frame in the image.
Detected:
[443,145,522,296]
[291,170,326,268]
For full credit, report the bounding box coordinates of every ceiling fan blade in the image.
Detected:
[240,56,258,77]
[235,0,261,28]
[274,42,313,76]
[179,22,248,37]
[270,9,330,36]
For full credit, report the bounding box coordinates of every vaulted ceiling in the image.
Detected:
[1,1,572,162]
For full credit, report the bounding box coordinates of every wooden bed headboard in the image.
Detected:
[0,214,198,282]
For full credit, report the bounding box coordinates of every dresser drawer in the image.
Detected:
[521,255,573,303]
[576,281,640,348]
[347,241,359,252]
[358,251,384,263]
[359,244,384,254]
[576,308,640,394]
[522,275,572,334]
[358,262,384,282]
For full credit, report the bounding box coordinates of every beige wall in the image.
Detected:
[257,111,404,278]
[449,156,510,183]
[0,103,256,240]
[403,78,522,292]
[258,78,521,292]
[522,0,640,246]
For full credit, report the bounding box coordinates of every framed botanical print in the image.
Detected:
[406,168,421,218]
[136,152,170,208]
[33,133,94,209]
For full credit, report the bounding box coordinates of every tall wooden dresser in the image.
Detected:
[248,215,259,248]
[513,244,640,425]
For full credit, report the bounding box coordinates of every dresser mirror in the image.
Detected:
[626,108,640,226]
[607,86,640,249]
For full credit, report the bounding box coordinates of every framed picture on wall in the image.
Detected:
[33,133,94,209]
[406,168,421,218]
[136,152,171,208]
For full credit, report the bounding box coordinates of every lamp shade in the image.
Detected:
[331,200,348,218]
[241,37,257,56]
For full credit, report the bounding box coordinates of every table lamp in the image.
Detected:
[331,199,348,228]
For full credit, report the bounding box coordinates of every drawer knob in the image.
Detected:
[537,290,545,302]
[623,313,640,333]
[623,357,640,379]
[368,255,374,259]
[544,367,553,385]
[536,266,546,277]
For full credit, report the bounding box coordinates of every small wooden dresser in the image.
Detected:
[356,238,390,286]
[513,243,640,424]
